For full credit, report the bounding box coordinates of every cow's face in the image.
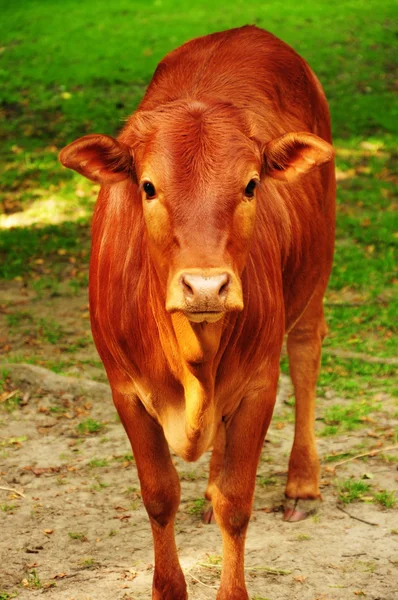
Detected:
[132,103,261,323]
[60,101,334,324]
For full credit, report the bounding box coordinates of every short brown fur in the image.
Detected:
[60,25,336,600]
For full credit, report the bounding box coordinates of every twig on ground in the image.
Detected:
[246,565,291,575]
[197,562,223,570]
[0,485,25,498]
[186,571,218,589]
[331,444,398,468]
[197,562,291,575]
[337,505,378,526]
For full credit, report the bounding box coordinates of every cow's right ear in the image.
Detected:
[59,134,133,184]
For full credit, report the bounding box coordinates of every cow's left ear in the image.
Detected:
[59,134,133,184]
[264,132,335,182]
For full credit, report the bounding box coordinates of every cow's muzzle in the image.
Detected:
[166,268,244,323]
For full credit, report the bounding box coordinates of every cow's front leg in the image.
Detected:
[203,420,226,524]
[211,376,278,600]
[113,391,187,600]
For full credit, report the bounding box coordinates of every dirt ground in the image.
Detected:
[0,284,397,600]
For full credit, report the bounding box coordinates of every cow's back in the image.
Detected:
[139,26,331,143]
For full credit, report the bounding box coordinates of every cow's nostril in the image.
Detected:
[181,276,195,299]
[218,274,230,298]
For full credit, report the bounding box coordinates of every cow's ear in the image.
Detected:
[264,132,335,182]
[59,134,133,184]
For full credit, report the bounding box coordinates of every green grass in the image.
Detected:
[88,458,108,468]
[6,312,65,344]
[0,221,91,281]
[257,475,278,487]
[337,479,397,508]
[187,498,206,515]
[320,399,380,437]
[77,418,105,435]
[374,490,396,508]
[317,355,397,404]
[0,369,21,412]
[5,311,34,327]
[24,569,42,589]
[79,557,98,569]
[0,0,396,403]
[91,480,110,491]
[337,479,372,504]
[324,447,366,463]
[68,532,87,541]
[1,504,17,512]
[113,452,135,463]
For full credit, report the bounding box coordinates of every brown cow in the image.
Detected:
[60,25,335,600]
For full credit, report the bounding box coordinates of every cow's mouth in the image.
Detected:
[183,311,225,324]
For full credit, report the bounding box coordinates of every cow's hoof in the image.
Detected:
[283,498,320,522]
[202,501,217,524]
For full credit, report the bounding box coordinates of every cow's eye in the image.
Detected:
[244,179,257,198]
[143,181,156,199]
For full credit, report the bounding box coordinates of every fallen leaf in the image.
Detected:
[0,389,20,403]
[324,466,336,474]
[43,581,56,589]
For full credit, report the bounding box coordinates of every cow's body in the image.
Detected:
[60,26,335,600]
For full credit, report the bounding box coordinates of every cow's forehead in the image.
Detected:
[133,102,261,187]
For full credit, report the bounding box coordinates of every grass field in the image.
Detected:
[0,0,397,402]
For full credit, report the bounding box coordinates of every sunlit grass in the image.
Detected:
[0,0,396,401]
[0,194,94,229]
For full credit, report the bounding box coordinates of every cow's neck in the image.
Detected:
[171,311,223,422]
[170,312,224,367]
[152,295,224,456]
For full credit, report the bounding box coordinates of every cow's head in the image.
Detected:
[60,101,334,324]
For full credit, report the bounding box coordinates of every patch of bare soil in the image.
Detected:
[1,363,397,600]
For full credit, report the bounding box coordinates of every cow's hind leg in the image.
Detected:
[113,391,187,600]
[211,374,278,600]
[285,290,327,522]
